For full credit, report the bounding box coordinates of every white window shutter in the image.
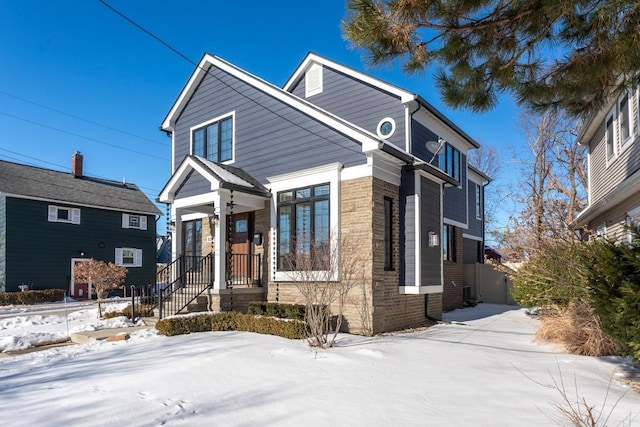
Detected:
[122,213,130,228]
[115,248,123,265]
[71,208,81,224]
[134,249,143,267]
[140,216,147,230]
[48,205,57,222]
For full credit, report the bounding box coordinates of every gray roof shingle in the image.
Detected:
[0,160,161,215]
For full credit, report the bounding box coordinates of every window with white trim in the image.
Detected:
[277,183,330,271]
[115,248,142,267]
[596,224,606,239]
[605,110,616,162]
[192,114,233,163]
[475,183,482,220]
[619,93,633,148]
[48,205,80,224]
[122,213,147,230]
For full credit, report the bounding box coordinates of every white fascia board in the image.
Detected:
[413,108,475,153]
[164,53,382,150]
[283,53,416,103]
[414,170,422,286]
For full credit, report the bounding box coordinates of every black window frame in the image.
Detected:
[192,115,233,163]
[277,183,330,271]
[443,224,456,262]
[383,197,394,271]
[439,142,461,182]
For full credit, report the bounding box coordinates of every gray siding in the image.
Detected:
[400,171,415,286]
[466,180,483,237]
[443,156,468,225]
[420,176,441,285]
[173,65,367,198]
[463,237,482,264]
[175,171,209,199]
[411,120,439,163]
[288,65,407,150]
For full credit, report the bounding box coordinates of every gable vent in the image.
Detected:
[305,64,323,97]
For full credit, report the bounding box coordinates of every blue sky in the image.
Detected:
[0,1,522,236]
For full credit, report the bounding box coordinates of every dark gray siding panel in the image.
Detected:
[400,171,415,286]
[420,176,441,285]
[289,65,407,150]
[0,196,5,292]
[443,156,468,224]
[411,120,440,163]
[466,180,482,237]
[4,198,156,292]
[463,237,482,264]
[173,65,367,198]
[175,172,210,199]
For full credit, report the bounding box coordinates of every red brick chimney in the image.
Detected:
[71,151,83,177]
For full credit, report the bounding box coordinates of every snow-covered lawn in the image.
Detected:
[1,301,638,426]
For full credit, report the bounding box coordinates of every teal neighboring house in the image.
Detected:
[0,152,161,297]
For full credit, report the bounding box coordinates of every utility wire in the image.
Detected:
[0,91,169,146]
[0,110,167,161]
[98,0,367,158]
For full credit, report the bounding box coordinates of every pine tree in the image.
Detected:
[343,0,640,116]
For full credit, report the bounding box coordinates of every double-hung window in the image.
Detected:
[48,205,81,224]
[192,114,233,163]
[439,143,461,182]
[115,248,142,267]
[277,184,330,270]
[122,213,147,230]
[475,184,482,220]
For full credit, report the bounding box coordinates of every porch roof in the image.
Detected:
[158,155,271,204]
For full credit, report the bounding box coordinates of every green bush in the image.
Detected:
[156,312,306,339]
[0,289,66,306]
[247,302,306,320]
[581,232,640,362]
[511,242,589,308]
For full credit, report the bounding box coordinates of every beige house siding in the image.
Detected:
[589,93,640,206]
[586,196,640,243]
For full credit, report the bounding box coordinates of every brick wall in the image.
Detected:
[442,226,464,311]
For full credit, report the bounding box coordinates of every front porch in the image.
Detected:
[155,155,272,318]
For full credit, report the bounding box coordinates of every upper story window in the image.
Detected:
[122,213,147,230]
[377,118,396,139]
[606,111,616,162]
[192,114,233,163]
[619,92,635,151]
[475,183,482,220]
[277,183,330,271]
[48,205,80,225]
[439,143,461,182]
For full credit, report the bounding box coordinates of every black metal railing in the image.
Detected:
[130,252,262,321]
[228,253,262,287]
[158,254,214,318]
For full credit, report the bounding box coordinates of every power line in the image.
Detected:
[0,110,168,161]
[0,91,169,147]
[98,0,367,158]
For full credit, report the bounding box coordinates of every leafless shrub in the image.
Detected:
[536,302,620,357]
[74,259,127,318]
[284,232,369,348]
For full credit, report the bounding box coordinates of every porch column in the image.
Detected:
[172,206,183,262]
[212,192,229,290]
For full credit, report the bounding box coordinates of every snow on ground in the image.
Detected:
[0,301,638,426]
